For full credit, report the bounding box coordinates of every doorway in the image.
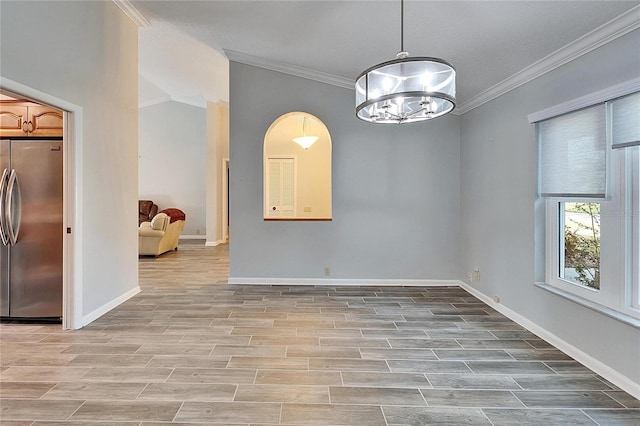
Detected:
[0,78,82,329]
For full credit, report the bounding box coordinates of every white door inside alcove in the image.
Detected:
[266,156,295,217]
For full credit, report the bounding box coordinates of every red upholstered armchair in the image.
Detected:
[139,200,158,225]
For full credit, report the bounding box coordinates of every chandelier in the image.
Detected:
[355,0,456,124]
[292,116,319,149]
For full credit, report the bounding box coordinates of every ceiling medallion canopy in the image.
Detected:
[355,0,456,124]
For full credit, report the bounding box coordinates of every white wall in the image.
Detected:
[0,1,139,321]
[139,101,207,236]
[229,63,461,281]
[206,101,229,245]
[460,30,640,390]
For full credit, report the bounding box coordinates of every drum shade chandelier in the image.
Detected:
[355,0,456,124]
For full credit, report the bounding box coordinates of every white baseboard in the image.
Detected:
[82,286,140,326]
[205,239,225,247]
[227,277,460,286]
[459,281,640,400]
[179,234,206,240]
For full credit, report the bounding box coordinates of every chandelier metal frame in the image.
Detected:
[355,0,457,124]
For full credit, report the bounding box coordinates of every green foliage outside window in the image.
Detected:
[564,202,600,289]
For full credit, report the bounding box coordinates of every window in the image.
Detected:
[560,202,600,290]
[538,90,640,322]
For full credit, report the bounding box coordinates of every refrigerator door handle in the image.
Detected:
[0,168,8,245]
[5,169,21,246]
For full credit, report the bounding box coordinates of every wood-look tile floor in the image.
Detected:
[1,242,639,425]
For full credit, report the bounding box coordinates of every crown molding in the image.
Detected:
[225,6,638,116]
[224,50,354,90]
[113,0,150,27]
[527,77,640,123]
[456,5,640,114]
[134,5,637,115]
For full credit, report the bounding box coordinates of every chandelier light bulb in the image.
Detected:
[421,71,433,89]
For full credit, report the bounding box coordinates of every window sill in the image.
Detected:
[535,282,640,329]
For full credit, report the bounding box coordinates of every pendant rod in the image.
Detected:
[400,0,404,53]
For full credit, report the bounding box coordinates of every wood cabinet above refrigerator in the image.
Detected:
[0,101,63,137]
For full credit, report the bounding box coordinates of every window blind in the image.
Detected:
[538,104,606,198]
[610,92,640,149]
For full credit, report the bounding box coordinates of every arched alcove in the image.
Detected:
[263,112,332,220]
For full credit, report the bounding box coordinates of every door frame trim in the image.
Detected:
[1,76,83,329]
[222,157,229,243]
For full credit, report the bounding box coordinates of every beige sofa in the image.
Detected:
[138,210,186,257]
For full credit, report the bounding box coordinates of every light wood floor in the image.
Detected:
[1,242,638,425]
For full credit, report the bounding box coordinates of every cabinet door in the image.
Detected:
[0,105,28,137]
[28,106,63,136]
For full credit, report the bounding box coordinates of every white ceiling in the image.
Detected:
[139,19,229,108]
[132,0,639,111]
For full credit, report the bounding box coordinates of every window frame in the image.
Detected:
[629,148,640,310]
[544,138,639,322]
[532,80,640,327]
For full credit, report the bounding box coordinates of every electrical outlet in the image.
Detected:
[304,206,312,212]
[467,272,473,282]
[324,267,330,276]
[493,295,501,304]
[474,267,480,281]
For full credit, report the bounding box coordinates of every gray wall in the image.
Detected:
[0,1,139,319]
[229,62,460,280]
[139,101,207,236]
[460,30,640,385]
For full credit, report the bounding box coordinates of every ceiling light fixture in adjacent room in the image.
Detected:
[355,0,456,123]
[292,116,319,149]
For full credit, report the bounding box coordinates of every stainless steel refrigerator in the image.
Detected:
[1,138,63,320]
